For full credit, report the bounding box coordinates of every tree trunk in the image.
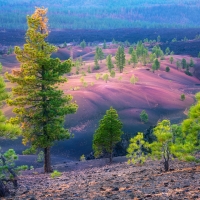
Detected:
[0,180,9,197]
[109,152,113,163]
[164,160,169,171]
[44,147,52,173]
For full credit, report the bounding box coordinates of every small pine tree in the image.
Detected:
[165,47,170,55]
[94,54,100,70]
[170,56,174,64]
[181,94,185,101]
[189,58,194,67]
[166,66,170,72]
[130,75,138,85]
[152,58,160,72]
[80,40,86,49]
[110,70,115,78]
[157,35,161,43]
[115,46,125,73]
[102,74,109,83]
[126,132,149,165]
[176,60,181,70]
[128,46,134,55]
[140,110,148,123]
[131,50,138,67]
[103,40,107,49]
[87,66,91,73]
[93,107,123,163]
[181,58,187,69]
[106,55,114,72]
[150,120,173,171]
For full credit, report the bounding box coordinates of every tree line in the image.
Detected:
[0,0,200,29]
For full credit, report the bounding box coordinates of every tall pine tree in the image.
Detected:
[5,8,78,173]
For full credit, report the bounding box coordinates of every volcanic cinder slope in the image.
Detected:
[0,46,200,164]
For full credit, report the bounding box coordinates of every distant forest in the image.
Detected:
[0,0,200,30]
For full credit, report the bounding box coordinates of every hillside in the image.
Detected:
[0,0,200,29]
[0,43,200,163]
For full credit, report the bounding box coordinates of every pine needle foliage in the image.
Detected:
[5,8,78,173]
[93,107,123,163]
[126,132,149,165]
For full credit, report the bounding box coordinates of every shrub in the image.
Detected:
[130,75,138,84]
[185,71,193,76]
[118,76,122,81]
[126,132,149,165]
[37,151,44,163]
[110,70,115,78]
[95,73,101,80]
[50,170,62,179]
[181,94,185,101]
[93,65,100,70]
[166,66,170,72]
[80,154,86,162]
[87,66,91,73]
[140,110,148,123]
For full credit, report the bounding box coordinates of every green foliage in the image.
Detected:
[63,42,67,48]
[102,74,109,83]
[170,56,174,64]
[152,45,163,58]
[166,66,170,72]
[118,76,122,81]
[152,58,160,72]
[1,1,200,30]
[185,70,193,76]
[95,73,101,80]
[103,40,107,49]
[50,170,62,178]
[106,54,114,72]
[136,41,148,58]
[126,132,149,165]
[165,47,170,55]
[198,52,200,58]
[92,107,123,162]
[170,51,174,55]
[95,47,104,62]
[0,149,28,185]
[172,38,177,42]
[140,110,148,123]
[176,60,181,70]
[5,8,78,173]
[149,120,173,171]
[181,92,200,156]
[128,46,134,55]
[130,75,138,85]
[157,35,161,42]
[149,53,156,63]
[189,58,194,67]
[37,151,44,163]
[131,50,138,67]
[80,40,86,49]
[115,46,125,73]
[80,154,86,162]
[94,53,100,70]
[87,66,91,73]
[181,58,187,69]
[110,70,115,78]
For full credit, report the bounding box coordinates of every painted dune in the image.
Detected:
[0,47,200,165]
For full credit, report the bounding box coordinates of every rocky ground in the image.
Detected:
[3,157,200,200]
